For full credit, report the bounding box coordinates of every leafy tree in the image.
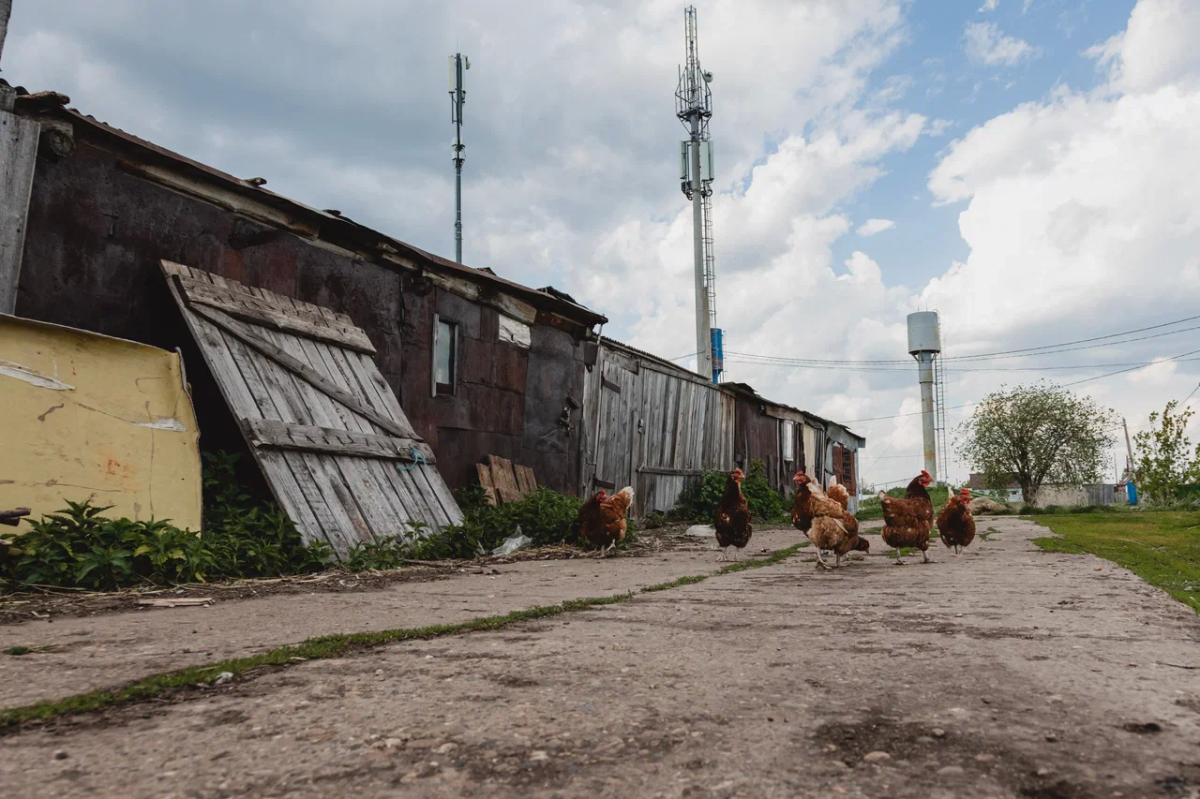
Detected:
[1133,400,1200,505]
[956,382,1116,506]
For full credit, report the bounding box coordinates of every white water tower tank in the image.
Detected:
[907,311,942,355]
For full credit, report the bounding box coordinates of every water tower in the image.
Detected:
[907,311,942,483]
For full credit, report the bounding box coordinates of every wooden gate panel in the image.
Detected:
[162,261,461,556]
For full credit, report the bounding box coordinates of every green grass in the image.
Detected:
[3,646,33,656]
[1031,511,1200,613]
[0,542,808,731]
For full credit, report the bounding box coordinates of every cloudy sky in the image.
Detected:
[6,0,1200,488]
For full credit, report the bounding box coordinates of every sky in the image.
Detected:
[6,0,1200,489]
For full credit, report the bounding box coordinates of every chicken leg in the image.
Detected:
[814,549,832,570]
[920,548,931,564]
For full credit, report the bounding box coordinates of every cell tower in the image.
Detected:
[676,6,722,383]
[907,311,945,483]
[448,52,470,263]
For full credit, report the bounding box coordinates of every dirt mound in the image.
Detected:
[969,496,1011,514]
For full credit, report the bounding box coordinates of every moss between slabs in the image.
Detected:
[0,541,808,731]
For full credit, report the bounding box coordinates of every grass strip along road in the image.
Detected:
[0,542,808,731]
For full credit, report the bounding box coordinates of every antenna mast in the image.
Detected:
[449,52,469,263]
[676,6,722,383]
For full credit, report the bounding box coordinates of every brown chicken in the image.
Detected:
[794,472,868,569]
[877,470,935,565]
[937,487,977,555]
[714,468,752,561]
[573,486,634,554]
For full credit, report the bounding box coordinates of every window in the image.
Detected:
[432,314,457,396]
[782,422,795,462]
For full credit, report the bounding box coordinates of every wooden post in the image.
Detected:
[0,0,39,317]
[0,0,12,68]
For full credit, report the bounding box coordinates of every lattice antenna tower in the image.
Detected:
[675,6,722,383]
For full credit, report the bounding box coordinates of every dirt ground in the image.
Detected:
[2,517,1199,798]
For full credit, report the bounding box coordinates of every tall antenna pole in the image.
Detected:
[676,7,721,383]
[449,52,469,263]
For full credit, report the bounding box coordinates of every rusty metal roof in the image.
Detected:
[27,97,606,328]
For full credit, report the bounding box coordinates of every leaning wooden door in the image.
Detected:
[162,260,462,557]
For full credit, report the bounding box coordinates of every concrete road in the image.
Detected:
[1,517,1198,798]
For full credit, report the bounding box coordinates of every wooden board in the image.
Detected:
[476,463,498,506]
[162,260,461,556]
[514,464,538,494]
[0,109,40,315]
[178,276,376,354]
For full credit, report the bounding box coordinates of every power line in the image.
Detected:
[837,346,1200,425]
[722,313,1200,367]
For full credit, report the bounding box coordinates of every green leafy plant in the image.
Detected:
[669,460,789,523]
[412,486,591,560]
[0,452,333,593]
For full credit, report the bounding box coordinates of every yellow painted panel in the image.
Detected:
[0,314,202,531]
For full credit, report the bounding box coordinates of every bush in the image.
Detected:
[670,460,788,523]
[412,486,594,560]
[0,452,333,593]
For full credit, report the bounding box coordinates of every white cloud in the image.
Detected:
[963,22,1039,66]
[857,218,896,236]
[1128,359,1178,386]
[978,0,999,12]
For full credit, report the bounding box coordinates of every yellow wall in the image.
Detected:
[0,315,202,531]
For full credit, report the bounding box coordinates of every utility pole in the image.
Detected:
[448,52,469,263]
[0,0,12,68]
[1123,417,1135,480]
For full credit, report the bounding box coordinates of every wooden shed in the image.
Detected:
[6,90,606,502]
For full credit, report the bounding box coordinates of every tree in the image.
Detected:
[957,382,1116,506]
[1132,400,1200,505]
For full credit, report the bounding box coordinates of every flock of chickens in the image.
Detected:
[573,468,978,569]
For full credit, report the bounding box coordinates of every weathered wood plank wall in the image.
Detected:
[580,343,735,518]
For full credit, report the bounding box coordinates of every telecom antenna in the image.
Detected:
[449,52,470,263]
[675,6,722,383]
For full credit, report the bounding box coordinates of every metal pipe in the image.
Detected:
[917,353,937,482]
[690,121,711,381]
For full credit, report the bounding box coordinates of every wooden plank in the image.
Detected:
[244,418,434,462]
[0,110,39,314]
[600,375,621,393]
[187,302,417,440]
[487,455,522,504]
[476,463,498,506]
[177,276,376,354]
[514,464,538,495]
[638,466,706,477]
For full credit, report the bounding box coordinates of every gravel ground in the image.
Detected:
[2,516,1198,798]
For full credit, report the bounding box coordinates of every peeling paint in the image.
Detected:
[0,359,75,391]
[133,418,188,432]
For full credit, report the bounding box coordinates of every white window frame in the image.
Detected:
[432,313,458,397]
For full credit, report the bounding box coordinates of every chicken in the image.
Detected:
[573,486,634,555]
[713,468,752,561]
[877,470,935,565]
[793,472,869,569]
[937,487,977,555]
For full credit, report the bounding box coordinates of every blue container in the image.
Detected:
[1127,482,1138,505]
[710,328,724,384]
